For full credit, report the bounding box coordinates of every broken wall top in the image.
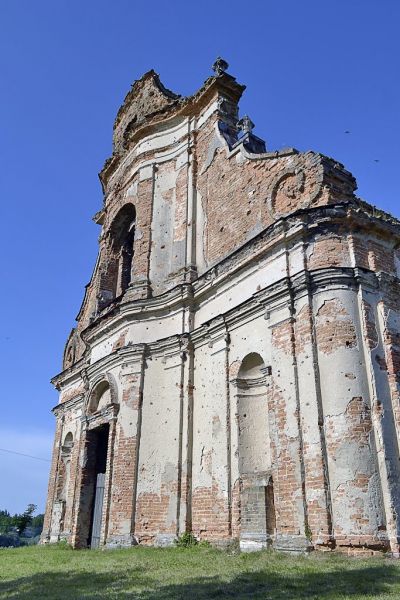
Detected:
[100,64,246,190]
[112,70,181,155]
[58,62,400,378]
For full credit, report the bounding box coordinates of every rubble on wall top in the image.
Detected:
[112,60,245,142]
[102,62,400,233]
[114,69,181,130]
[353,198,400,226]
[100,60,247,187]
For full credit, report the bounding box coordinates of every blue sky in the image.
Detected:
[0,0,399,514]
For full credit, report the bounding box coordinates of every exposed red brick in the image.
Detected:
[308,236,351,270]
[316,299,357,354]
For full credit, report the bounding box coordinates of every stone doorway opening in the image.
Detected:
[86,424,109,548]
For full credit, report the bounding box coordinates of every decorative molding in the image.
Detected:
[234,375,268,390]
[52,201,400,391]
[82,404,120,430]
[52,395,84,417]
[72,203,397,351]
[266,168,306,219]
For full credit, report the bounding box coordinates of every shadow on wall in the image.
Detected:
[1,564,399,600]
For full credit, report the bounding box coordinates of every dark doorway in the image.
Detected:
[87,425,109,548]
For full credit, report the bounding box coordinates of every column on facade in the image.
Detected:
[100,415,117,545]
[132,337,192,546]
[267,303,309,552]
[313,283,387,551]
[191,325,232,542]
[293,285,333,548]
[228,369,241,541]
[70,422,93,548]
[175,334,194,536]
[357,276,400,554]
[106,350,146,546]
[41,415,64,543]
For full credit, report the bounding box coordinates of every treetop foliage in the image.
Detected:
[0,504,44,536]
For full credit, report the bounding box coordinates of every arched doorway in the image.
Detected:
[235,352,275,550]
[76,379,116,548]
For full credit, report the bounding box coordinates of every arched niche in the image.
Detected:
[98,203,136,309]
[64,432,73,445]
[63,329,79,370]
[87,380,112,414]
[56,432,74,504]
[234,352,276,549]
[236,352,271,475]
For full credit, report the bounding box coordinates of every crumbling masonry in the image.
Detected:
[42,60,400,554]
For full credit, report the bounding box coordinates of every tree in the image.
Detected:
[0,509,12,534]
[12,504,37,536]
[31,513,44,530]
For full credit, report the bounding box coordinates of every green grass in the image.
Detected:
[1,545,400,599]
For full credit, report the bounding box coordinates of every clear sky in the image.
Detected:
[0,0,399,514]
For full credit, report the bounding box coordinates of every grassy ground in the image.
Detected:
[1,545,400,599]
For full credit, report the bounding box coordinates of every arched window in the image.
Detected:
[98,204,136,309]
[88,381,112,414]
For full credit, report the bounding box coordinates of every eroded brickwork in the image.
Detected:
[316,299,358,354]
[43,61,400,556]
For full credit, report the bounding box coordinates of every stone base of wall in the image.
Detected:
[40,530,71,545]
[240,540,269,552]
[106,534,139,548]
[154,533,177,547]
[333,534,390,556]
[39,534,50,545]
[41,529,394,557]
[274,534,313,554]
[240,532,272,553]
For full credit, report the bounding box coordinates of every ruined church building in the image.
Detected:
[43,59,400,555]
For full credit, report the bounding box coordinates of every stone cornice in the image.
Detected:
[52,394,84,417]
[234,375,268,390]
[53,202,400,390]
[51,357,89,392]
[83,404,120,430]
[87,343,148,381]
[80,283,194,345]
[51,263,387,392]
[81,202,400,348]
